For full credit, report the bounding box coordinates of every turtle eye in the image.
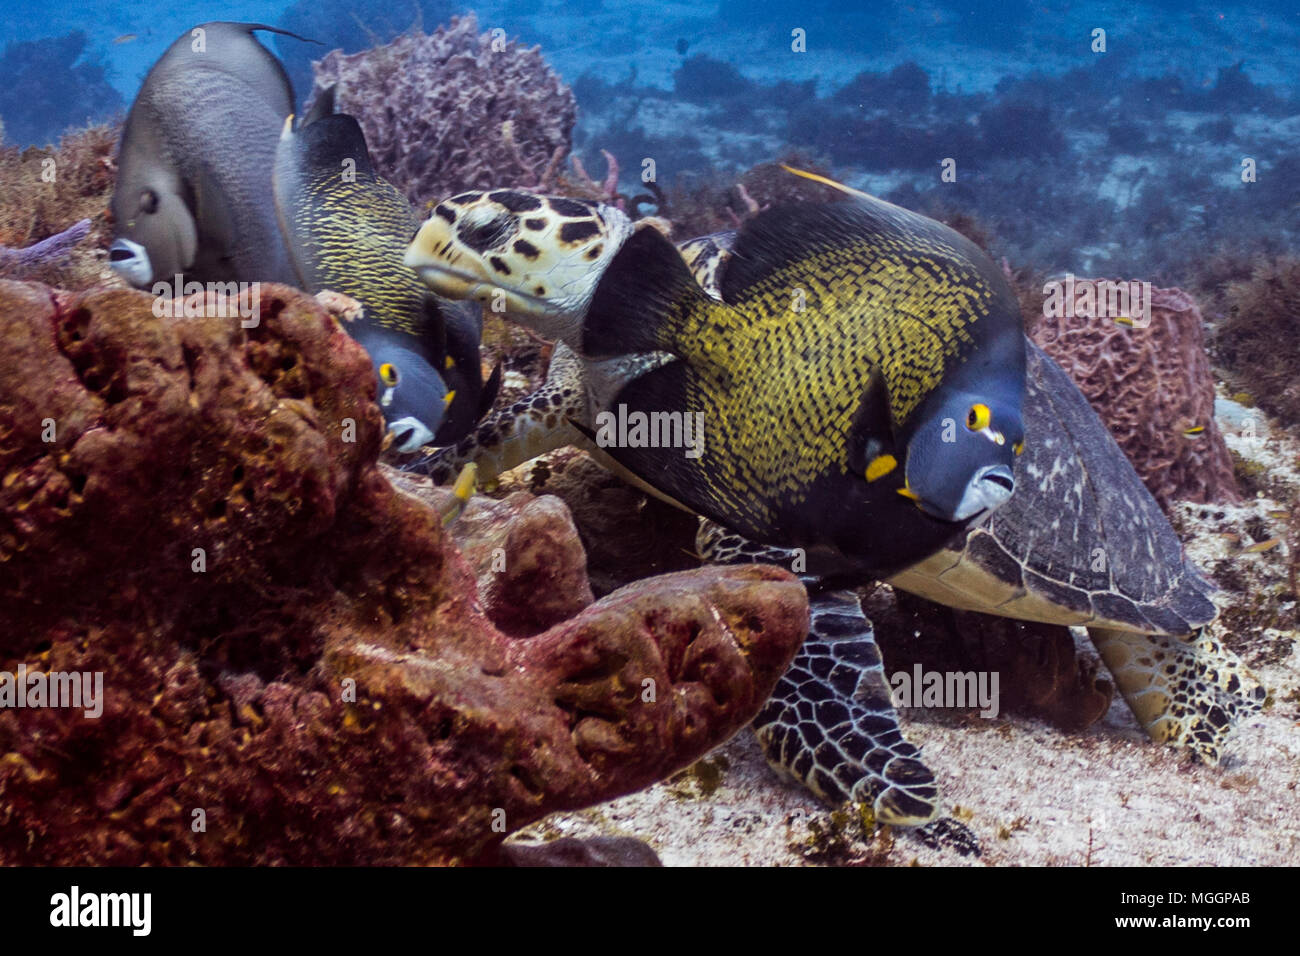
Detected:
[966,403,991,431]
[139,189,159,214]
[379,363,400,387]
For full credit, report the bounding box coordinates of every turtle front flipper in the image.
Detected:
[698,520,977,854]
[758,589,940,824]
[1089,626,1266,764]
[405,341,590,485]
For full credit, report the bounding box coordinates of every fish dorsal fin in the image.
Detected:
[779,164,873,199]
[582,221,721,361]
[300,84,336,128]
[478,361,504,418]
[291,112,378,180]
[716,199,888,305]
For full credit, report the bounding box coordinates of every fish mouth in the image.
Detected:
[108,238,153,288]
[387,416,436,454]
[946,464,1015,521]
[914,464,1016,522]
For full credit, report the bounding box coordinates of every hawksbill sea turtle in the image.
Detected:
[398,174,1265,852]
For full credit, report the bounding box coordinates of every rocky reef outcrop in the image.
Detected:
[309,15,578,212]
[0,280,807,865]
[1030,282,1237,508]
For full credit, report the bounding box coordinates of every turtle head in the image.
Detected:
[900,390,1023,522]
[404,190,634,346]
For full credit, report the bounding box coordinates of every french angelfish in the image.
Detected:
[272,87,499,449]
[109,21,308,289]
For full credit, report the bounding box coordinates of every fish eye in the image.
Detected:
[379,363,400,387]
[966,403,991,431]
[139,189,159,214]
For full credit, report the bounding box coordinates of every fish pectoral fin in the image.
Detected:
[192,162,239,261]
[478,361,504,418]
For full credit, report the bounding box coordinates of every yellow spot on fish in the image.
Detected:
[897,484,921,502]
[442,389,456,409]
[865,453,897,482]
[445,355,455,370]
[1183,425,1205,438]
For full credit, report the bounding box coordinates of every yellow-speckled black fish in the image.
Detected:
[273,89,499,449]
[405,172,1025,576]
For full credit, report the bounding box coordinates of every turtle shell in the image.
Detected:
[888,341,1217,636]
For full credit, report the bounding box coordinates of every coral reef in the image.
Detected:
[570,40,1295,283]
[0,280,808,865]
[0,123,119,290]
[646,153,843,241]
[309,15,577,211]
[0,32,124,147]
[274,0,460,105]
[0,218,90,274]
[1030,283,1238,508]
[1213,256,1300,426]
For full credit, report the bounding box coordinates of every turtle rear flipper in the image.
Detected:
[1089,626,1266,764]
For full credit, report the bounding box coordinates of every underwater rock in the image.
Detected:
[308,14,577,211]
[0,280,808,865]
[501,835,663,867]
[488,447,701,598]
[1030,283,1237,508]
[1215,256,1300,427]
[388,474,595,637]
[873,589,1115,733]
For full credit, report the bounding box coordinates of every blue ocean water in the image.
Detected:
[1,0,1297,279]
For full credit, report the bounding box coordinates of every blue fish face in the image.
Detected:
[902,388,1023,522]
